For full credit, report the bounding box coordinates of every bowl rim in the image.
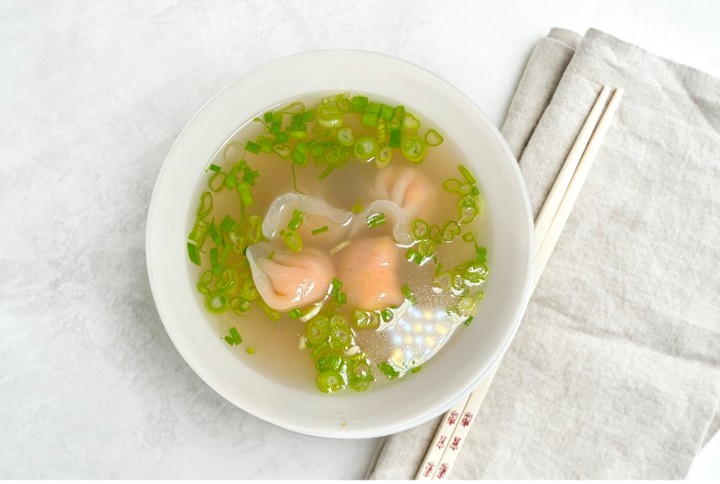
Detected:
[146,49,534,438]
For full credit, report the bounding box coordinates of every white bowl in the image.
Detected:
[146,50,533,438]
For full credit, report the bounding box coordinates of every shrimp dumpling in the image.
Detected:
[335,236,404,311]
[247,246,335,312]
[374,165,436,220]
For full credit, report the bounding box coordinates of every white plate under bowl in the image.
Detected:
[146,50,533,439]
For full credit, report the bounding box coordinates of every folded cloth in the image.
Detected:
[366,28,720,480]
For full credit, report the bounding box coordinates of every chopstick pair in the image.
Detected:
[415,85,624,480]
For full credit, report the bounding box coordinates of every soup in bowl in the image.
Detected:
[146,51,533,438]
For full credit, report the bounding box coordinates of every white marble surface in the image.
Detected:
[2,0,719,479]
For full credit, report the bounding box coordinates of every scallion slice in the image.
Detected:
[206,292,228,313]
[287,209,304,230]
[424,129,444,146]
[219,215,236,233]
[336,127,354,146]
[366,212,386,228]
[317,370,345,393]
[377,361,400,379]
[458,164,476,184]
[401,136,427,163]
[245,141,260,154]
[354,136,379,160]
[401,284,418,304]
[187,242,201,265]
[197,191,213,218]
[311,225,329,236]
[281,229,303,252]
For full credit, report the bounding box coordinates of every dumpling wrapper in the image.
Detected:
[262,193,353,248]
[374,165,436,220]
[334,235,404,311]
[246,245,335,312]
[349,199,413,246]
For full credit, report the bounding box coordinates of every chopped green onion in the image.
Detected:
[197,191,213,218]
[405,248,424,265]
[317,370,345,393]
[280,101,305,114]
[458,197,479,224]
[223,172,238,190]
[354,136,379,160]
[219,214,236,233]
[242,166,260,186]
[188,219,208,245]
[476,246,487,263]
[230,298,251,315]
[411,219,430,240]
[245,141,260,154]
[366,212,386,228]
[388,128,402,148]
[240,275,259,301]
[307,316,331,345]
[229,326,243,344]
[237,182,254,206]
[292,110,315,124]
[376,119,387,144]
[258,299,280,320]
[379,104,394,121]
[380,308,394,323]
[350,95,368,113]
[216,267,236,292]
[362,102,382,127]
[401,284,418,304]
[281,229,303,252]
[187,242,201,265]
[289,308,303,319]
[375,145,393,168]
[287,209,304,230]
[291,142,310,166]
[463,316,474,327]
[209,172,225,191]
[351,201,364,214]
[417,239,436,258]
[207,164,221,173]
[443,178,471,195]
[458,164,476,184]
[401,136,427,163]
[206,292,228,313]
[317,104,343,128]
[246,215,263,244]
[329,325,352,348]
[410,365,423,374]
[424,129,444,146]
[311,225,329,235]
[336,127,354,146]
[377,361,400,379]
[273,143,292,158]
[441,221,461,241]
[402,113,420,131]
[287,123,308,139]
[458,296,476,316]
[462,231,477,243]
[208,221,224,246]
[246,346,256,355]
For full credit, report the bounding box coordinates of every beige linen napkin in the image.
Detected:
[366,28,720,480]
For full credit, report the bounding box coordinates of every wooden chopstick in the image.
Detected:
[415,86,623,480]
